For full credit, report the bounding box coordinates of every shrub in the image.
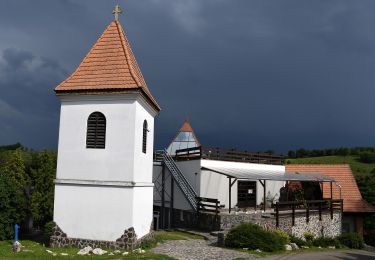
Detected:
[359,152,375,163]
[225,223,286,252]
[303,232,315,243]
[338,233,364,249]
[274,230,290,244]
[312,237,341,248]
[290,235,308,247]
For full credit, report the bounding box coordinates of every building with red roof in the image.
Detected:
[286,164,375,236]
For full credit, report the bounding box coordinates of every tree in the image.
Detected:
[30,151,56,228]
[0,171,26,240]
[2,149,26,190]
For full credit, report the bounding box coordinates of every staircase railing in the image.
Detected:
[159,149,198,211]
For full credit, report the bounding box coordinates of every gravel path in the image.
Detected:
[151,239,255,260]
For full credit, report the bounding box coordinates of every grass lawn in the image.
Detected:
[0,230,203,260]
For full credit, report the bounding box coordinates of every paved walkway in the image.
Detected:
[262,250,375,260]
[152,239,255,260]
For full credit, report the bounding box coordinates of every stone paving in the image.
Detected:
[151,236,255,260]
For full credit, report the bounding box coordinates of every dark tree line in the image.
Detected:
[288,147,375,163]
[0,144,56,240]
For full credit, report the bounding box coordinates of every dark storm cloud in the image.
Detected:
[0,0,374,152]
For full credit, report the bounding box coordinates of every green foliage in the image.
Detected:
[43,221,55,239]
[359,152,375,163]
[273,230,290,244]
[303,232,315,243]
[2,149,26,190]
[312,237,341,248]
[225,223,287,252]
[338,233,364,249]
[288,146,375,159]
[0,171,26,240]
[30,151,56,228]
[0,143,23,151]
[290,235,308,247]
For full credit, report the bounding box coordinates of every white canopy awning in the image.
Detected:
[201,166,336,182]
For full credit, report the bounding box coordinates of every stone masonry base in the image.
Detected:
[50,223,153,250]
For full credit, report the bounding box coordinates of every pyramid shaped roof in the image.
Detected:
[167,120,200,155]
[55,20,160,111]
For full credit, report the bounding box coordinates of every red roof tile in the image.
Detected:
[55,20,160,111]
[286,164,375,213]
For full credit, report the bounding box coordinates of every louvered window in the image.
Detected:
[142,120,148,154]
[86,112,106,149]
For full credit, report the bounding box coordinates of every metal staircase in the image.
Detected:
[157,149,198,211]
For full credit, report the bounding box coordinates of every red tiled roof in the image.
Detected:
[55,20,160,111]
[180,119,194,132]
[286,164,375,213]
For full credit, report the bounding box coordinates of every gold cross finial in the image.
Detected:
[112,4,122,21]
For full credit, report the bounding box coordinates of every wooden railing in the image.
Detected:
[174,146,284,165]
[175,147,202,160]
[274,199,343,227]
[197,197,224,216]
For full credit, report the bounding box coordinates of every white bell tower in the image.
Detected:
[51,6,160,249]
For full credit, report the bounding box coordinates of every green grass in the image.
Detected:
[0,231,202,259]
[140,230,204,250]
[286,155,375,176]
[0,231,203,259]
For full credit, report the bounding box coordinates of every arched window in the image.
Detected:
[142,120,148,154]
[86,112,106,149]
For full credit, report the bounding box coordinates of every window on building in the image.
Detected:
[86,112,106,149]
[143,120,148,153]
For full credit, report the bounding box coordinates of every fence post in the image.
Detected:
[292,204,295,226]
[306,203,310,223]
[330,200,333,220]
[319,202,322,221]
[276,203,279,227]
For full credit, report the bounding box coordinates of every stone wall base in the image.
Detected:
[50,223,153,250]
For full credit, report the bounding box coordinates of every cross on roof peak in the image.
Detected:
[112,4,123,21]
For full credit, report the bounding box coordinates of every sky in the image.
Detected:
[0,0,375,154]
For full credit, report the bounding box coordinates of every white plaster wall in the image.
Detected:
[200,159,285,208]
[200,169,234,209]
[152,160,201,211]
[175,160,201,194]
[54,184,134,241]
[132,187,153,238]
[133,101,155,183]
[56,96,137,182]
[152,165,163,204]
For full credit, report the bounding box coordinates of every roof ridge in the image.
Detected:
[55,23,112,90]
[115,21,142,87]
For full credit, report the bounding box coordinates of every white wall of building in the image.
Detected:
[56,95,157,183]
[132,187,154,238]
[55,94,157,242]
[201,159,285,208]
[133,100,156,183]
[153,158,285,211]
[54,184,134,241]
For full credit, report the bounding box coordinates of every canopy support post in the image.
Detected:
[330,182,333,200]
[259,180,266,212]
[228,177,237,214]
